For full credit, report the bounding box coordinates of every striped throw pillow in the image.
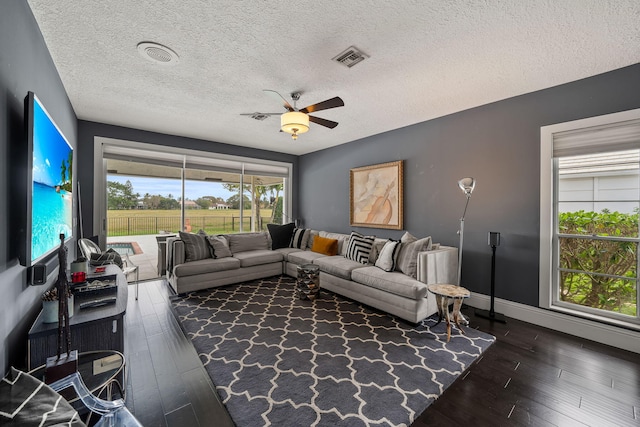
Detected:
[290,228,310,249]
[179,231,211,262]
[345,231,376,264]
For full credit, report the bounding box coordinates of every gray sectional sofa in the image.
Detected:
[166,230,458,323]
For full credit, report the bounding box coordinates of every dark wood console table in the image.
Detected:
[27,265,128,370]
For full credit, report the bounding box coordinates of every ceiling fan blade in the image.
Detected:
[263,89,294,111]
[308,115,339,129]
[299,97,344,114]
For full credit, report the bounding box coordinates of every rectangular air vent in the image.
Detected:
[332,46,369,68]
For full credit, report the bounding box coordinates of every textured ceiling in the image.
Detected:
[27,1,640,156]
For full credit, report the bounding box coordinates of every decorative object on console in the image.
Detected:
[456,177,476,286]
[350,160,403,230]
[475,232,506,323]
[54,234,72,359]
[41,287,74,323]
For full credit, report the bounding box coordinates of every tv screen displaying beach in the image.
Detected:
[31,95,73,263]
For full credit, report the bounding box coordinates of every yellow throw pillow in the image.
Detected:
[311,236,339,256]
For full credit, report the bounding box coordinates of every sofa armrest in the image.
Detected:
[166,237,185,276]
[416,246,458,285]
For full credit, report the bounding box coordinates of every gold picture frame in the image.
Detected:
[350,160,403,230]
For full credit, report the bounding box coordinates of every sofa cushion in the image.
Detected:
[313,256,365,280]
[233,250,284,268]
[395,232,432,279]
[174,257,240,277]
[311,236,339,256]
[351,266,429,300]
[288,249,328,265]
[345,231,376,264]
[319,231,350,255]
[274,247,305,261]
[374,239,401,272]
[290,228,311,249]
[226,232,269,254]
[179,231,211,262]
[206,235,233,258]
[267,223,295,249]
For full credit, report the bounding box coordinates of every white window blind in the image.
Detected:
[552,118,640,158]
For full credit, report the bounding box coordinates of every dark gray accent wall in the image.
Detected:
[1,2,78,374]
[299,64,640,307]
[77,121,299,239]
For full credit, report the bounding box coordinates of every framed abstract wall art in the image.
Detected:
[350,160,403,230]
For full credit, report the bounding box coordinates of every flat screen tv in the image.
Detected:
[20,92,74,267]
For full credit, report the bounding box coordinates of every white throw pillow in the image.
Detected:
[374,239,402,272]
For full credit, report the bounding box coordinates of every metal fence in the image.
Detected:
[107,216,272,236]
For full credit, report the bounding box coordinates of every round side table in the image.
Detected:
[297,263,320,301]
[427,284,470,342]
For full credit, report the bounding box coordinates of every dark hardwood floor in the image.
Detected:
[124,278,640,427]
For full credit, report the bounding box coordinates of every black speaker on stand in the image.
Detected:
[475,232,506,323]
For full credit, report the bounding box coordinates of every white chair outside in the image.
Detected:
[78,238,140,300]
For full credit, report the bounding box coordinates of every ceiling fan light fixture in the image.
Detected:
[281,111,309,139]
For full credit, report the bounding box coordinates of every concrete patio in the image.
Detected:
[106,233,175,282]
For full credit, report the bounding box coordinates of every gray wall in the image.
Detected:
[1,1,78,373]
[299,64,640,307]
[76,121,299,239]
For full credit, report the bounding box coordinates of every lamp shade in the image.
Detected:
[281,111,309,135]
[458,177,476,196]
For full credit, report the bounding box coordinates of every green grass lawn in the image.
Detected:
[107,209,273,236]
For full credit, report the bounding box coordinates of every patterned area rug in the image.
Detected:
[171,275,495,427]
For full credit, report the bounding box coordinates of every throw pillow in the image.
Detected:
[0,367,85,427]
[374,239,402,272]
[345,231,376,264]
[206,235,232,259]
[267,223,296,250]
[89,248,123,269]
[290,228,310,249]
[179,231,211,262]
[395,232,432,278]
[310,236,339,256]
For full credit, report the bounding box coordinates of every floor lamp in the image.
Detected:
[457,177,476,287]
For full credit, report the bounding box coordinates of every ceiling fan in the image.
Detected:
[242,90,344,140]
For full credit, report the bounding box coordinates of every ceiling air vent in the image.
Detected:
[137,42,179,65]
[332,46,369,68]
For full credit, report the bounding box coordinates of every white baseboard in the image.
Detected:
[466,293,640,354]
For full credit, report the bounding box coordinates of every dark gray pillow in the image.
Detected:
[395,232,432,278]
[179,231,211,262]
[226,232,269,254]
[206,235,232,259]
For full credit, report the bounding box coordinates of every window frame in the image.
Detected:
[540,108,640,329]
